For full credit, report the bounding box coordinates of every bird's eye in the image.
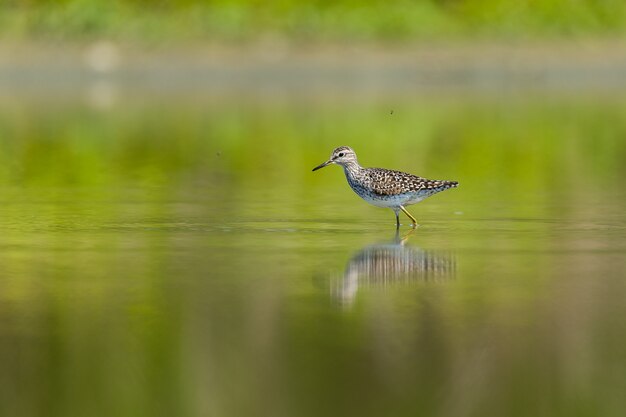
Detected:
[338,152,345,157]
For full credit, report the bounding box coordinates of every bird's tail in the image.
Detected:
[424,179,458,191]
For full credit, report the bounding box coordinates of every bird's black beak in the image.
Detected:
[312,160,332,172]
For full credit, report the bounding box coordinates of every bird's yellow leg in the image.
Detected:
[400,206,418,228]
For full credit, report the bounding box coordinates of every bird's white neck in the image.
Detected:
[341,161,362,179]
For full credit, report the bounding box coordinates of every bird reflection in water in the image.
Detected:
[332,229,456,306]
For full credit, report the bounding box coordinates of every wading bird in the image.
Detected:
[312,146,458,228]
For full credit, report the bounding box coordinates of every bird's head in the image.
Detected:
[312,146,358,171]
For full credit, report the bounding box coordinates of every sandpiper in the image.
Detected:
[312,146,458,228]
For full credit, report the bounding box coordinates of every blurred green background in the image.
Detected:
[2,2,626,417]
[2,0,626,41]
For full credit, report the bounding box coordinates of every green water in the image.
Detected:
[1,92,626,417]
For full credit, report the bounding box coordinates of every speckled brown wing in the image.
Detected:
[365,168,458,197]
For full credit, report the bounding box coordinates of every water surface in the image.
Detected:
[0,91,625,417]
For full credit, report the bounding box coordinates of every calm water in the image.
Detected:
[1,91,626,417]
